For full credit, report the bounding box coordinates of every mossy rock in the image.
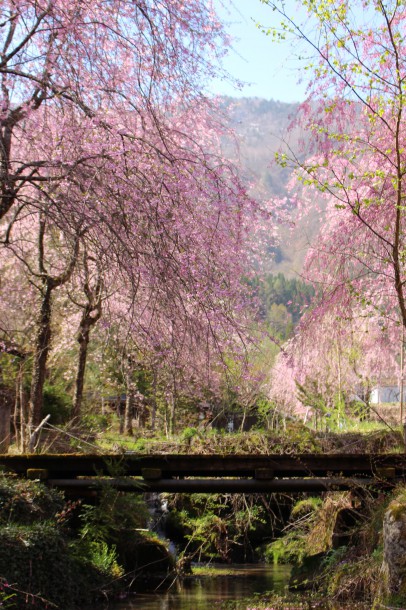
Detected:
[384,498,406,598]
[115,529,175,590]
[387,500,406,522]
[289,551,330,591]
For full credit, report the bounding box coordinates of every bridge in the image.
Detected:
[0,452,405,494]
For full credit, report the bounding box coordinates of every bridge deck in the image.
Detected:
[0,453,404,493]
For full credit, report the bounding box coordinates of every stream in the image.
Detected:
[106,564,368,610]
[106,564,365,609]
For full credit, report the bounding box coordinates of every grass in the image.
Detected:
[339,419,400,434]
[8,408,404,456]
[95,420,404,456]
[191,565,239,577]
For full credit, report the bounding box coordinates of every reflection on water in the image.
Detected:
[109,564,291,610]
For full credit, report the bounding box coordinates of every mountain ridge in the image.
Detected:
[220,96,318,277]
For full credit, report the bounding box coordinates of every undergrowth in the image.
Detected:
[0,472,171,609]
[262,485,406,607]
[165,492,285,564]
[95,421,403,455]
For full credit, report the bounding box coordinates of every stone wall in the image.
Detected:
[383,496,406,597]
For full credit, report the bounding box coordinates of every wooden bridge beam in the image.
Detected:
[48,476,376,494]
[0,453,405,497]
[0,452,406,479]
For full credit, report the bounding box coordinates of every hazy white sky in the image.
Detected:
[211,0,309,102]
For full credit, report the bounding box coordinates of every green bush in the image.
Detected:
[80,412,110,433]
[41,383,72,424]
[0,474,151,608]
[180,427,199,442]
[78,487,149,544]
[0,523,112,609]
[264,530,308,565]
[0,474,64,525]
[70,538,123,579]
[291,497,323,518]
[166,492,272,563]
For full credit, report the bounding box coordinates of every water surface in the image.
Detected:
[109,563,289,609]
[107,564,368,610]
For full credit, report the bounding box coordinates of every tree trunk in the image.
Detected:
[168,376,177,436]
[71,273,102,420]
[13,359,27,450]
[151,400,156,431]
[151,371,157,431]
[72,323,91,420]
[118,397,124,434]
[240,408,247,432]
[0,400,10,452]
[13,387,20,450]
[13,366,20,447]
[20,379,29,452]
[27,214,80,434]
[124,367,135,436]
[29,282,53,430]
[124,396,134,436]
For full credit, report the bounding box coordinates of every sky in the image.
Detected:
[211,0,309,103]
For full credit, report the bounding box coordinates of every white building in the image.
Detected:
[370,385,406,404]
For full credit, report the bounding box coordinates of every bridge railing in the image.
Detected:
[0,453,404,494]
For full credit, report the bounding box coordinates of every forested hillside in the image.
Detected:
[221,97,321,276]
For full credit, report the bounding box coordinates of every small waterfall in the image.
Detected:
[145,492,176,557]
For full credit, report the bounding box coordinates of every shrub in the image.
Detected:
[0,474,148,607]
[41,383,72,424]
[0,523,111,608]
[0,474,64,525]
